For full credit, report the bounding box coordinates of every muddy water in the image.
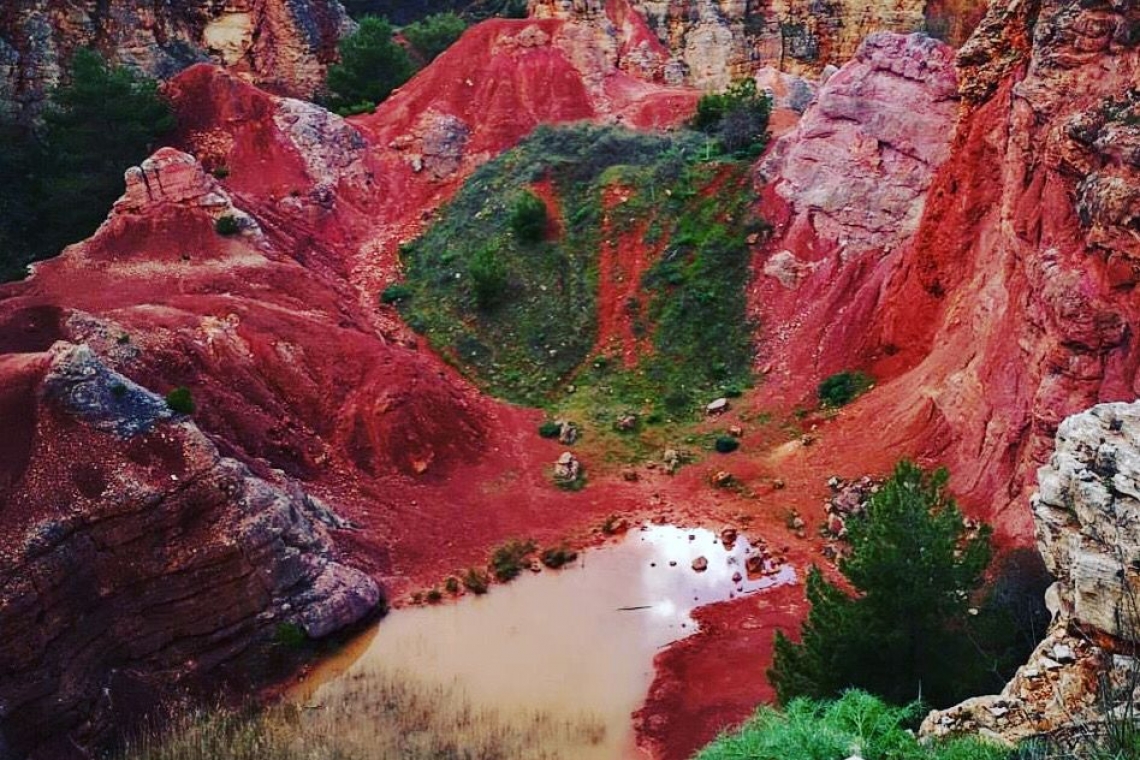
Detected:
[295,525,795,759]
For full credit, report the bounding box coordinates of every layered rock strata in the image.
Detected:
[0,344,379,757]
[529,0,988,87]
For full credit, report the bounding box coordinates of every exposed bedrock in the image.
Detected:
[753,0,1140,539]
[0,343,379,758]
[923,402,1140,744]
[529,0,988,86]
[0,0,352,118]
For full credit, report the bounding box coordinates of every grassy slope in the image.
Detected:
[396,124,763,462]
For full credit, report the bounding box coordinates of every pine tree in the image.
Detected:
[325,17,415,115]
[0,49,174,278]
[769,460,992,707]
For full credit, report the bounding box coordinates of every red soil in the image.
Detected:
[634,584,808,760]
[594,185,657,367]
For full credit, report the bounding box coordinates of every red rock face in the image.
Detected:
[751,1,1140,541]
[1,1,1136,756]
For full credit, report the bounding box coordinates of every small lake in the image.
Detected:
[295,524,796,759]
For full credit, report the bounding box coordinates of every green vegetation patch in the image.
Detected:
[769,461,1023,709]
[818,370,874,408]
[402,12,468,63]
[489,538,537,582]
[396,124,761,434]
[696,690,1010,760]
[165,387,195,415]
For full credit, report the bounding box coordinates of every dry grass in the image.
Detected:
[121,668,606,760]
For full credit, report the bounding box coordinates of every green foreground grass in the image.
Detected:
[696,691,1010,760]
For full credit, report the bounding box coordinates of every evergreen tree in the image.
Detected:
[0,49,174,280]
[325,17,415,115]
[402,12,468,63]
[769,460,993,708]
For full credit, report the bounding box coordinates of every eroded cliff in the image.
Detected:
[529,0,989,87]
[0,0,351,117]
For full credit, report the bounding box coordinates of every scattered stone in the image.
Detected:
[669,560,677,567]
[662,449,682,474]
[746,555,765,575]
[711,470,735,488]
[706,398,729,415]
[800,434,816,446]
[615,413,638,432]
[621,467,639,482]
[720,527,738,546]
[1052,644,1075,663]
[729,425,744,437]
[772,478,785,490]
[557,420,579,445]
[553,451,582,482]
[732,571,743,583]
[692,556,709,572]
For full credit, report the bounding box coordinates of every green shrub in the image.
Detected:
[110,382,128,399]
[461,567,489,595]
[326,16,415,114]
[509,190,548,243]
[402,12,467,62]
[444,576,460,594]
[818,370,874,408]
[540,544,578,569]
[468,244,509,310]
[214,215,240,236]
[273,622,307,649]
[380,283,412,304]
[211,166,230,179]
[425,588,442,603]
[165,387,195,415]
[695,690,1010,760]
[538,420,561,438]
[490,539,536,582]
[770,461,993,708]
[692,78,772,157]
[714,436,739,454]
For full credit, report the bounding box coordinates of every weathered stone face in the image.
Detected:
[923,402,1140,745]
[0,344,380,757]
[759,31,959,257]
[0,0,352,118]
[530,0,987,87]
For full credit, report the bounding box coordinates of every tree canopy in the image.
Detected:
[325,16,416,115]
[769,460,995,708]
[0,49,174,280]
[402,12,468,63]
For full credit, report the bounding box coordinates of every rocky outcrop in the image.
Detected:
[748,0,1140,541]
[923,402,1140,745]
[0,0,351,118]
[0,344,379,758]
[758,32,958,256]
[529,0,988,87]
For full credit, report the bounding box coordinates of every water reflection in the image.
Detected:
[296,525,796,760]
